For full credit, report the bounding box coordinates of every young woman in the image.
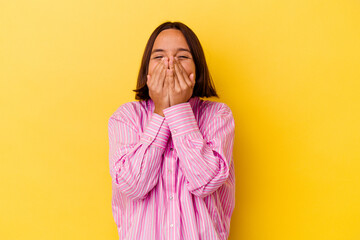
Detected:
[108,21,235,240]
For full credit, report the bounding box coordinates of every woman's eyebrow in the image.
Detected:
[151,48,191,54]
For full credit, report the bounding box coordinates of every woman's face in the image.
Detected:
[148,29,196,81]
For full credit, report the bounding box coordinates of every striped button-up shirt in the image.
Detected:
[108,96,235,240]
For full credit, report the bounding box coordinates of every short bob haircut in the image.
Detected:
[133,21,219,101]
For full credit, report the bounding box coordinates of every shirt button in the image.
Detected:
[170,224,174,228]
[169,195,173,200]
[148,137,152,141]
[168,169,172,173]
[173,130,177,134]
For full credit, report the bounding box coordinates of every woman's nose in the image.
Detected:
[164,56,175,61]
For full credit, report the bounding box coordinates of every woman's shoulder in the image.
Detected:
[109,99,150,121]
[197,98,233,117]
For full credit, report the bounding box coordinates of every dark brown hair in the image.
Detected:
[133,21,219,100]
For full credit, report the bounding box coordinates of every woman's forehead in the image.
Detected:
[152,29,189,50]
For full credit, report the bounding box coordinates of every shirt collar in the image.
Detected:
[147,96,199,112]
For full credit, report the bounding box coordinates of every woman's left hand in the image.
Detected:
[167,56,195,106]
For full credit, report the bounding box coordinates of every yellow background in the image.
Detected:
[1,0,359,239]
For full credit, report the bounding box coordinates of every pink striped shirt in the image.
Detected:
[108,96,235,240]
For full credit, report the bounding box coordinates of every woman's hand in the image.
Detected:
[167,56,195,107]
[147,57,170,117]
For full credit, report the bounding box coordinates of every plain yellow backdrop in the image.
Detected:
[1,0,359,239]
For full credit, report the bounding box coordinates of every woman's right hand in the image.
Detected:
[147,57,170,117]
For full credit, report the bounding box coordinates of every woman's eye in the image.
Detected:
[153,55,189,59]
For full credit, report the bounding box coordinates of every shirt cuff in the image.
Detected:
[140,112,171,148]
[163,102,199,137]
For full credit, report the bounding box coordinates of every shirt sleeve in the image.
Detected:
[108,110,170,201]
[163,102,235,198]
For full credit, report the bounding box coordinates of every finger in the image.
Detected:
[174,58,190,89]
[163,70,169,88]
[168,57,174,89]
[152,58,163,76]
[155,60,167,89]
[152,58,166,88]
[148,59,162,86]
[172,64,180,91]
[164,73,171,106]
[169,57,180,91]
[162,57,169,87]
[174,62,185,90]
[163,57,169,83]
[175,58,192,88]
[167,68,175,91]
[163,69,169,95]
[174,70,181,92]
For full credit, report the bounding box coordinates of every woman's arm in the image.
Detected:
[163,102,235,198]
[108,107,170,201]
